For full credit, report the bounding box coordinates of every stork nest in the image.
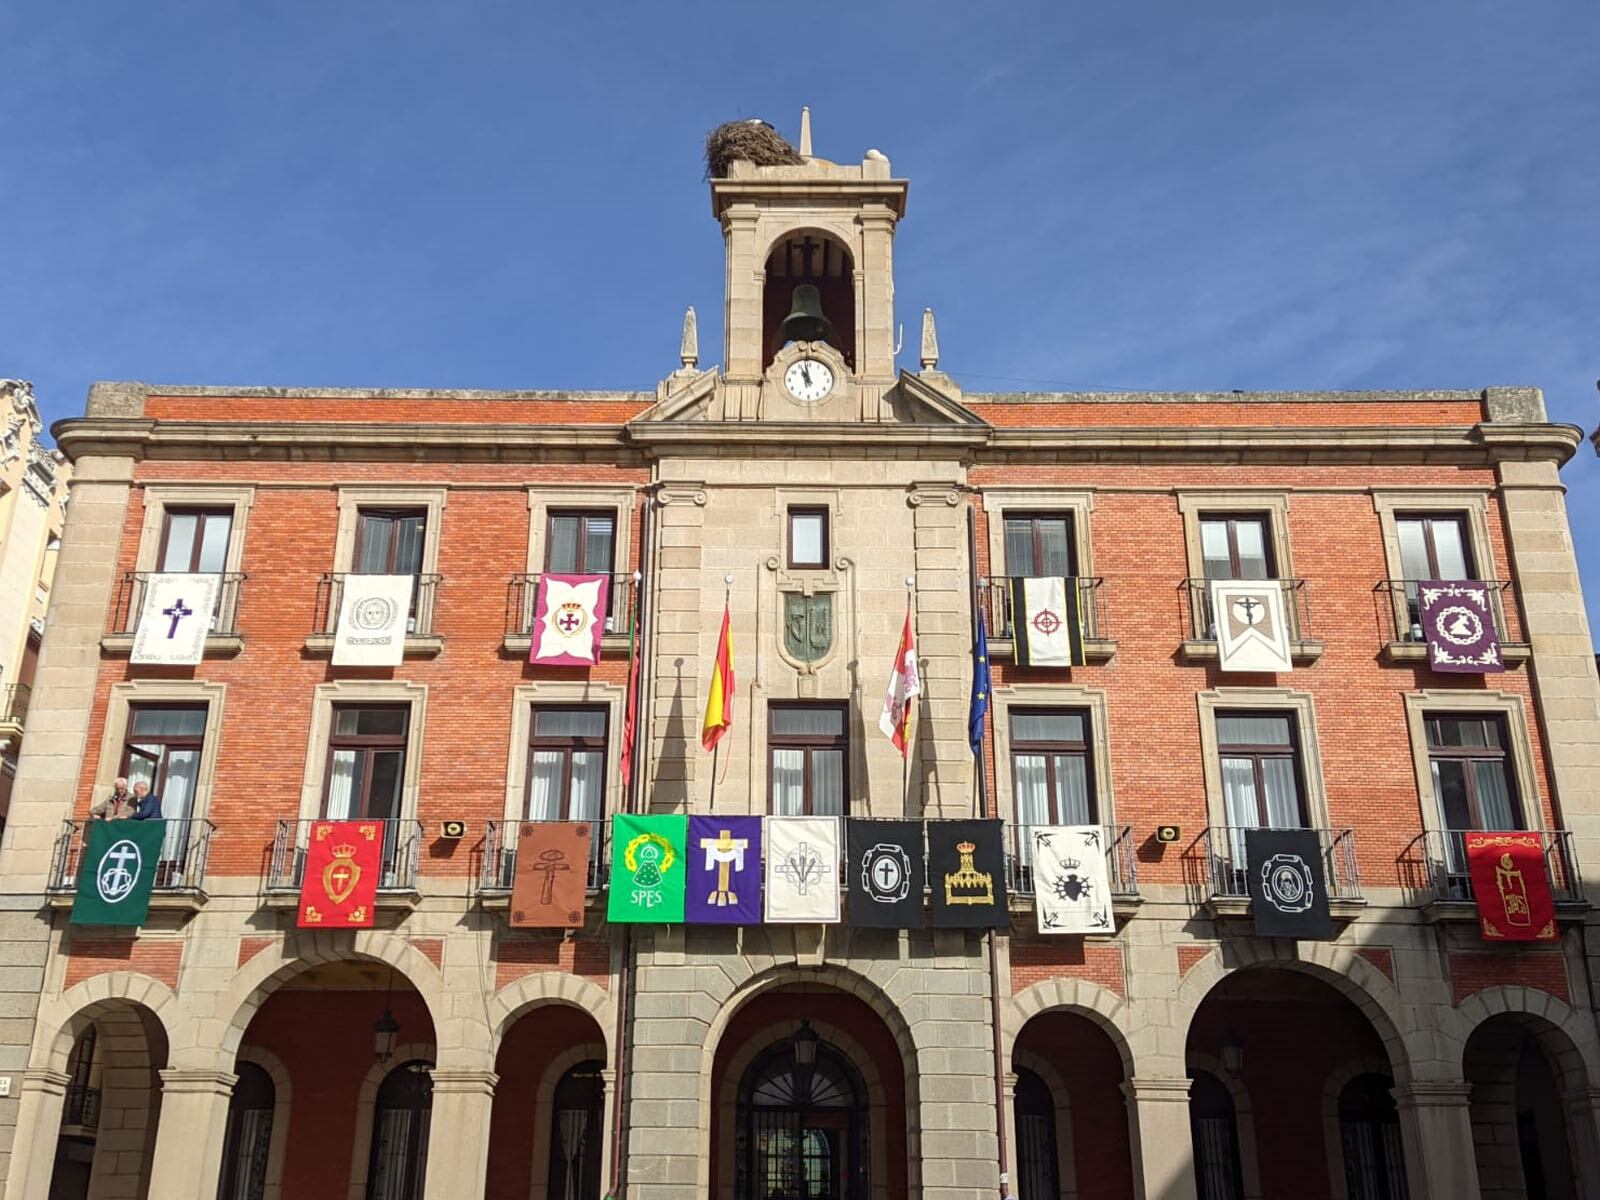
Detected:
[704,120,803,179]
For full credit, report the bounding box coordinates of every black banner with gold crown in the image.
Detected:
[928,820,1008,928]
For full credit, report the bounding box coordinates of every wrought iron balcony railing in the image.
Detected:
[1400,829,1583,906]
[479,818,612,893]
[62,1083,101,1130]
[1373,579,1523,648]
[106,572,247,638]
[312,573,442,639]
[1197,826,1362,903]
[47,819,217,894]
[1180,577,1315,646]
[504,573,639,642]
[0,682,30,729]
[267,818,424,893]
[1003,823,1138,901]
[976,576,1109,646]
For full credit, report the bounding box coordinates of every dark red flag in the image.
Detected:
[297,820,383,928]
[1466,831,1557,942]
[620,640,641,793]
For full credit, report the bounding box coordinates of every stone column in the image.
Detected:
[1123,1076,1198,1200]
[1001,1070,1020,1200]
[599,1066,618,1198]
[1394,1080,1481,1200]
[907,482,973,818]
[422,1068,497,1200]
[145,1068,238,1200]
[3,1069,69,1200]
[648,483,708,813]
[1564,1087,1600,1200]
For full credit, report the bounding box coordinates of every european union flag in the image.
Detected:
[969,610,991,757]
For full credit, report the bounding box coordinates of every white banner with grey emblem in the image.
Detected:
[131,572,221,665]
[332,574,414,666]
[763,815,841,924]
[1031,824,1113,935]
[1211,580,1294,673]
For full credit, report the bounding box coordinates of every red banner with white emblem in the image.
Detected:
[531,574,608,666]
[297,820,382,928]
[1465,831,1557,942]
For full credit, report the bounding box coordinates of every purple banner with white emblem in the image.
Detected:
[685,815,762,924]
[1417,580,1504,673]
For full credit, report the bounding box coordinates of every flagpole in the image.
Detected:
[903,576,914,816]
[708,574,732,813]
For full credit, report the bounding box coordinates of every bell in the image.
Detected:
[777,284,836,347]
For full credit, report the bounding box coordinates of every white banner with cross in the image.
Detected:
[131,573,221,665]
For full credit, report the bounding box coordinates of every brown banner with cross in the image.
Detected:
[511,821,592,928]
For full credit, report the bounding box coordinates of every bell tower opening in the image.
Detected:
[763,232,855,371]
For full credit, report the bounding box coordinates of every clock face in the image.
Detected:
[784,358,835,403]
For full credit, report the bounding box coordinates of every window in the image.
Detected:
[1014,1067,1062,1200]
[1397,514,1474,581]
[217,1062,275,1200]
[1010,709,1095,826]
[355,509,427,577]
[1338,1074,1408,1200]
[367,1060,432,1200]
[1189,1070,1245,1200]
[787,507,830,570]
[325,705,408,823]
[122,705,207,868]
[1200,514,1274,581]
[769,704,848,815]
[1004,513,1076,577]
[736,1039,868,1200]
[547,511,616,576]
[158,508,232,574]
[1428,715,1523,834]
[546,1061,605,1200]
[527,707,607,822]
[1216,712,1306,830]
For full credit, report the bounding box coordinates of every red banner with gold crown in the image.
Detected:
[297,820,382,929]
[1466,831,1557,942]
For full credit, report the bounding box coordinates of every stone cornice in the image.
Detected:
[623,420,990,453]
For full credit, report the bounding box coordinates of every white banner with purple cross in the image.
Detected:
[131,572,221,665]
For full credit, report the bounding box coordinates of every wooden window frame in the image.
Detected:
[119,703,209,796]
[1001,511,1078,578]
[526,705,610,821]
[1395,511,1478,580]
[155,507,234,574]
[767,702,850,816]
[1215,709,1309,828]
[785,506,831,571]
[323,703,410,820]
[1198,512,1277,580]
[353,508,428,576]
[1424,713,1525,829]
[1007,707,1097,825]
[545,509,619,576]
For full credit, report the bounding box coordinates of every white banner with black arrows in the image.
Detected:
[332,574,414,666]
[1030,824,1113,935]
[763,816,841,924]
[131,572,221,665]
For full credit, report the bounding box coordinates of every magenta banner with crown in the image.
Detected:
[1418,580,1504,673]
[531,573,608,666]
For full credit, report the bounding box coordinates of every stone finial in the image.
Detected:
[680,307,699,369]
[799,107,812,158]
[919,308,940,371]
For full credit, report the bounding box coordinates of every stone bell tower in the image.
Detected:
[709,110,908,421]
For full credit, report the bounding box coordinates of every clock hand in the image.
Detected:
[800,364,812,387]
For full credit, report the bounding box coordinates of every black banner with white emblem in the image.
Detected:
[1244,827,1333,940]
[846,820,925,928]
[929,820,1008,928]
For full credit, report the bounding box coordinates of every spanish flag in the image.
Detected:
[701,603,735,750]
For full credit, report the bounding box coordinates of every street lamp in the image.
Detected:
[372,1008,400,1064]
[792,1019,821,1099]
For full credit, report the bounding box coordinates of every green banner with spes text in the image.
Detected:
[606,814,687,923]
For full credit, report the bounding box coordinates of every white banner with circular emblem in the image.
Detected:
[332,574,414,666]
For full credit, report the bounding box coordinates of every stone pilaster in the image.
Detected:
[648,483,708,812]
[1563,1087,1600,1200]
[145,1068,238,1200]
[1123,1076,1198,1200]
[908,483,973,817]
[3,1069,69,1200]
[422,1068,498,1200]
[1394,1080,1481,1200]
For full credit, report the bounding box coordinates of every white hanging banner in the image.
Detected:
[763,816,841,924]
[131,573,221,665]
[1212,580,1294,673]
[332,574,413,666]
[1031,824,1113,935]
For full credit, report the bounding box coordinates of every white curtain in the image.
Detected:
[528,752,561,820]
[809,751,843,816]
[771,750,804,815]
[325,750,359,820]
[569,751,602,820]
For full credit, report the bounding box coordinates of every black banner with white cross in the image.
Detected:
[846,819,925,928]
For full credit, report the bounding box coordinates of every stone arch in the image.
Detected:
[1448,985,1600,1094]
[1318,1054,1395,1200]
[346,1042,436,1200]
[1004,976,1136,1076]
[1188,1052,1263,1200]
[212,930,462,1066]
[32,971,182,1072]
[233,1045,293,1200]
[487,970,615,1058]
[1173,942,1414,1083]
[527,1041,607,1200]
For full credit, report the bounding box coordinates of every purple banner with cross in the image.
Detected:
[686,815,763,924]
[1418,580,1505,673]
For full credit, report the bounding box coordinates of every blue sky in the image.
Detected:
[4,2,1598,641]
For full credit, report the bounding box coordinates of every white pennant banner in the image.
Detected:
[1031,824,1113,935]
[763,816,841,924]
[131,573,221,665]
[1212,580,1294,673]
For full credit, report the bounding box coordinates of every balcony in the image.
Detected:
[1373,580,1530,666]
[1003,823,1140,919]
[478,819,613,905]
[1195,826,1364,919]
[266,818,424,903]
[1401,829,1586,923]
[0,682,30,744]
[976,577,1117,664]
[46,819,217,911]
[501,573,640,657]
[304,573,444,658]
[1178,578,1323,665]
[101,572,247,657]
